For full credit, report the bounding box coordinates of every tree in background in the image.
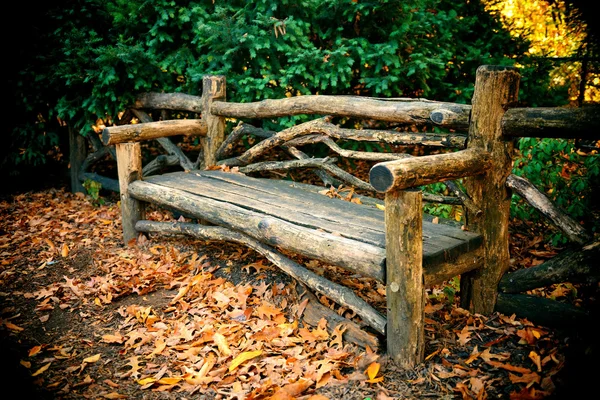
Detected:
[5,0,597,243]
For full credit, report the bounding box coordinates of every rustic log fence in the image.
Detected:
[80,65,599,368]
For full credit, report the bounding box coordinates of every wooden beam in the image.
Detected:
[134,92,203,113]
[507,174,591,244]
[102,119,207,145]
[499,241,600,293]
[211,96,471,129]
[385,189,425,367]
[460,65,521,315]
[502,105,600,139]
[116,143,144,244]
[369,148,491,192]
[496,293,590,328]
[201,75,226,167]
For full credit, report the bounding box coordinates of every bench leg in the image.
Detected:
[385,189,425,368]
[116,142,144,244]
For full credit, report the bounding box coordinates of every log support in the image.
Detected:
[201,76,226,167]
[116,142,145,244]
[385,189,425,368]
[460,65,521,315]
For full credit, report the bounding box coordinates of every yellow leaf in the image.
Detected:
[83,353,101,364]
[228,350,263,372]
[157,377,182,385]
[20,360,31,369]
[95,297,102,307]
[365,362,380,381]
[61,243,69,258]
[213,332,232,356]
[376,204,385,210]
[29,345,43,357]
[31,362,52,377]
[137,377,156,385]
[365,376,384,384]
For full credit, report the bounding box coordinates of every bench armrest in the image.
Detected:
[102,119,207,146]
[369,148,491,193]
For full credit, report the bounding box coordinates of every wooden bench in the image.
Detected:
[101,65,598,367]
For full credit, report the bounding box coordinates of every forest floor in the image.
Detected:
[0,179,597,399]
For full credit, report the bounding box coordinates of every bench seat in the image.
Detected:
[128,170,483,286]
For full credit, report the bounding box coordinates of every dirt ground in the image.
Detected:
[1,186,597,399]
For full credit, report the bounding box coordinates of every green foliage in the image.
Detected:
[83,179,105,205]
[9,0,596,247]
[512,138,600,244]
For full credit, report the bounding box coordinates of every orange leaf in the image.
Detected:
[529,351,542,372]
[228,350,263,372]
[29,345,43,357]
[365,362,380,381]
[269,378,313,399]
[61,243,69,258]
[4,322,24,332]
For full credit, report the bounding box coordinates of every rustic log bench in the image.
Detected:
[101,65,597,368]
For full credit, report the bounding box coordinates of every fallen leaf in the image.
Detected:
[376,204,385,210]
[365,362,384,383]
[509,371,541,386]
[61,243,69,258]
[157,377,182,385]
[31,362,52,377]
[102,393,128,399]
[83,353,101,364]
[529,351,542,372]
[4,321,24,332]
[229,350,263,372]
[137,377,156,386]
[29,345,43,357]
[269,378,313,399]
[213,332,232,357]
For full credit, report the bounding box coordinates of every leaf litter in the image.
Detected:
[0,188,595,399]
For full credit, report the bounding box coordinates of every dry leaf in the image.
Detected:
[365,362,384,383]
[61,243,69,258]
[213,332,232,357]
[29,345,43,357]
[83,354,101,364]
[31,362,52,377]
[229,350,263,372]
[102,393,128,399]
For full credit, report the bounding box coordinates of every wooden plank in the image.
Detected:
[129,179,482,285]
[143,172,481,270]
[128,180,387,279]
[146,173,385,245]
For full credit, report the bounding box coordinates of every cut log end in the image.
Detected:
[369,165,394,192]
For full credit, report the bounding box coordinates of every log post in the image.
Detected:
[202,75,226,167]
[69,126,87,193]
[460,65,520,314]
[385,189,425,367]
[116,142,144,244]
